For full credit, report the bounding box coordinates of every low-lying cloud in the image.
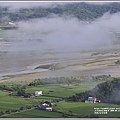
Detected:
[2,11,120,53]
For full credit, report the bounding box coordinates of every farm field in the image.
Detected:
[0,83,95,115]
[0,77,102,110]
[0,91,34,112]
[0,74,118,118]
[3,109,63,118]
[55,102,120,118]
[4,102,120,118]
[26,84,99,101]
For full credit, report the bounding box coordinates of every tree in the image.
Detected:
[17,89,25,96]
[20,107,24,110]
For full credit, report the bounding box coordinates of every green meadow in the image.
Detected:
[0,91,34,112]
[0,76,119,118]
[26,85,90,101]
[55,102,120,118]
[4,102,120,118]
[4,109,63,118]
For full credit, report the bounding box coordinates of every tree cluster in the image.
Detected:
[67,78,120,105]
[0,83,30,98]
[28,77,84,86]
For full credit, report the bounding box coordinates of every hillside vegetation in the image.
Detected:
[67,78,120,105]
[1,2,120,22]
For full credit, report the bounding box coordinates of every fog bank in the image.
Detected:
[2,12,119,52]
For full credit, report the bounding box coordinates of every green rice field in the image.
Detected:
[4,102,120,118]
[55,102,120,118]
[26,85,90,101]
[0,91,34,112]
[3,109,63,118]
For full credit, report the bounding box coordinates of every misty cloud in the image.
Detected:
[2,12,120,52]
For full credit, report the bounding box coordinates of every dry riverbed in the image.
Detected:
[0,46,120,82]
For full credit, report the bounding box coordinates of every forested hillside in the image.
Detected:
[67,78,120,105]
[1,2,120,22]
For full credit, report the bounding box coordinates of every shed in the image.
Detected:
[40,103,52,111]
[85,97,100,103]
[35,91,43,96]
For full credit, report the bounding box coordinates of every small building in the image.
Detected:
[35,91,43,96]
[88,97,97,103]
[40,102,52,111]
[85,97,100,103]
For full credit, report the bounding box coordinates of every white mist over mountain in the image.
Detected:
[2,12,120,52]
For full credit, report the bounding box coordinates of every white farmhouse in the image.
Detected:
[35,91,43,96]
[40,103,52,111]
[85,97,100,103]
[88,97,97,103]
